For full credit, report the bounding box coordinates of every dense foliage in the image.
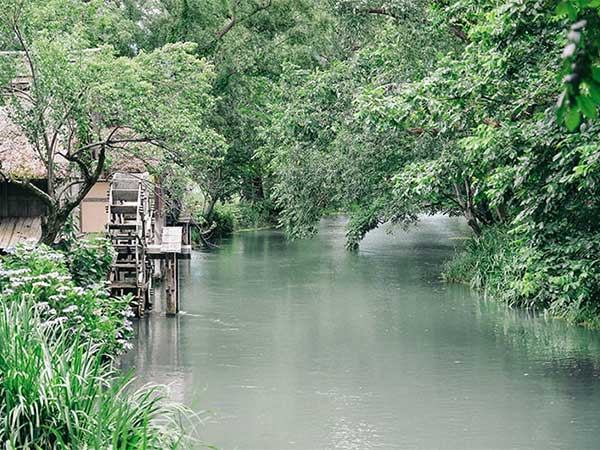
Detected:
[0,243,196,448]
[1,0,599,323]
[0,299,191,449]
[261,0,600,325]
[1,0,600,446]
[0,242,132,353]
[0,0,219,244]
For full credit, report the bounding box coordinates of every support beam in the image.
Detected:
[165,252,179,315]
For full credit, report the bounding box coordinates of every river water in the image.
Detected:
[122,216,600,449]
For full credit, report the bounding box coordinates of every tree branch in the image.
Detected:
[60,145,106,216]
[214,0,272,41]
[50,92,86,154]
[215,16,237,40]
[449,25,470,43]
[2,177,53,207]
[0,85,34,103]
[363,8,406,20]
[13,23,55,196]
[71,136,155,157]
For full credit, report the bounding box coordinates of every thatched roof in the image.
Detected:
[106,146,159,176]
[0,107,47,179]
[0,106,161,181]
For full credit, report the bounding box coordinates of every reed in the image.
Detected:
[0,299,195,449]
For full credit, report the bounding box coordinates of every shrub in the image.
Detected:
[444,227,600,327]
[443,226,523,301]
[0,299,192,449]
[234,199,277,230]
[211,203,235,236]
[65,237,115,287]
[0,244,132,354]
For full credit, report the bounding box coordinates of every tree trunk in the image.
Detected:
[205,195,218,223]
[453,182,482,236]
[464,210,482,236]
[40,207,63,245]
[38,147,106,245]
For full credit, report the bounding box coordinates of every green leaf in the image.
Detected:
[576,95,598,119]
[565,106,581,130]
[556,1,569,15]
[589,82,600,103]
[557,1,579,19]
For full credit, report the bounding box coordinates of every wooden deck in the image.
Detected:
[0,217,41,250]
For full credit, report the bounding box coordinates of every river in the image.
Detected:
[121,215,600,449]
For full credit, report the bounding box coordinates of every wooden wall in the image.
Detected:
[80,181,109,233]
[0,182,47,218]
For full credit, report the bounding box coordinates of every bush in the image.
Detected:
[234,199,277,230]
[65,237,115,287]
[0,244,132,354]
[191,203,236,243]
[443,226,523,300]
[444,227,600,327]
[211,203,235,236]
[0,299,192,449]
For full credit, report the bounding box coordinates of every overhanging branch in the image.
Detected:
[363,8,407,20]
[1,175,53,207]
[214,0,273,41]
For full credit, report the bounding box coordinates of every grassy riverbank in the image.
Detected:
[444,227,600,328]
[0,241,194,448]
[193,199,278,244]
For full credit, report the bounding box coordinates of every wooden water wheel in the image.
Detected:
[108,173,153,317]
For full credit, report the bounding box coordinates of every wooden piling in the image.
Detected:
[147,226,183,315]
[165,252,178,315]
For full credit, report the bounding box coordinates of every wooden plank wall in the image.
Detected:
[0,217,42,249]
[0,182,47,218]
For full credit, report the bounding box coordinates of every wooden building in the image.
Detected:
[0,107,46,250]
[0,56,188,314]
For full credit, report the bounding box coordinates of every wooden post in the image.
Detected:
[147,226,182,316]
[165,252,178,315]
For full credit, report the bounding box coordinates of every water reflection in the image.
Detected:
[121,216,600,449]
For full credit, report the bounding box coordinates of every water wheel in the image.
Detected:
[108,173,153,317]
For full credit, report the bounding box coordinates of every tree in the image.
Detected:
[261,1,458,246]
[0,0,218,244]
[556,0,600,130]
[265,0,600,323]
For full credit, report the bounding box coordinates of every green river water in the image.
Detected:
[121,215,600,449]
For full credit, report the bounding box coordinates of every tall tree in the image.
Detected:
[0,0,218,244]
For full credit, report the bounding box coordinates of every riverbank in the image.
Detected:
[0,241,192,448]
[444,225,600,328]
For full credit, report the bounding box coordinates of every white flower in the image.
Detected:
[62,305,78,314]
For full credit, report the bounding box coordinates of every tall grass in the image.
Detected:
[443,226,600,327]
[443,226,523,304]
[0,299,195,449]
